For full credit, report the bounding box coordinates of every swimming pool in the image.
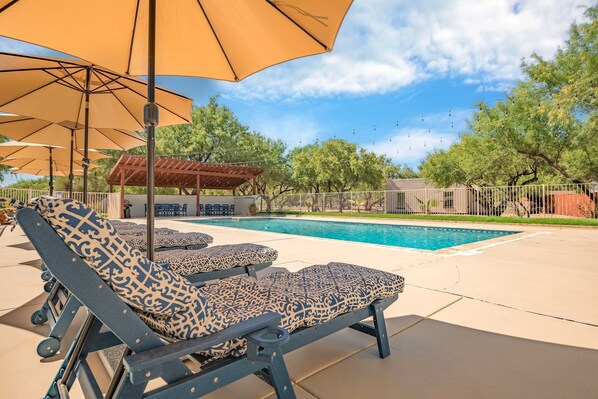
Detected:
[183,218,519,251]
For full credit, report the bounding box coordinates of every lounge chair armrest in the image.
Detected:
[123,311,282,384]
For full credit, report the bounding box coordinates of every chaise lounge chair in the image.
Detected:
[19,198,404,399]
[2,199,274,357]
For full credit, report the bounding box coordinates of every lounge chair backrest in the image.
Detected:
[32,198,213,325]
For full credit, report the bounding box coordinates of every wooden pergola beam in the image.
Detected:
[119,165,256,179]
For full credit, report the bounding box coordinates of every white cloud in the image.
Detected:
[224,0,587,99]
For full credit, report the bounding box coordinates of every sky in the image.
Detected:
[0,0,589,186]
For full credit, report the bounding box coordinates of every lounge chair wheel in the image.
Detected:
[37,337,60,358]
[41,270,52,281]
[31,310,48,325]
[43,281,54,292]
[40,262,48,271]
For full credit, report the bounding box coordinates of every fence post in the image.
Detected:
[542,184,546,215]
[350,192,353,212]
[424,188,428,214]
[322,193,325,212]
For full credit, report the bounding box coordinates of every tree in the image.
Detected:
[387,164,418,179]
[156,96,249,163]
[236,133,294,213]
[290,139,392,211]
[420,5,597,215]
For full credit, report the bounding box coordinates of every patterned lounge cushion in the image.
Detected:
[33,198,212,323]
[108,220,138,227]
[121,231,213,251]
[115,226,177,235]
[0,197,27,208]
[154,244,278,275]
[141,262,404,358]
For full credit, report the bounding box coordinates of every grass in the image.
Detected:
[262,211,598,227]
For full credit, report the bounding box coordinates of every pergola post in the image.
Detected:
[196,174,201,216]
[252,177,257,195]
[109,185,113,193]
[119,170,125,219]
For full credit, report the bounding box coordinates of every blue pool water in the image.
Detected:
[184,218,519,250]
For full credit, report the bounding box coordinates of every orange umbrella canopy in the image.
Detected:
[0,158,90,171]
[0,142,109,161]
[9,165,96,177]
[0,52,192,130]
[0,0,352,80]
[0,115,146,150]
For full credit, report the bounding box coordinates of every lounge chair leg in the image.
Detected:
[246,265,257,278]
[45,314,101,398]
[105,347,133,399]
[108,363,147,399]
[267,351,296,399]
[372,302,391,359]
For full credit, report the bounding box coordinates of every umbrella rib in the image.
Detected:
[0,73,73,108]
[0,116,32,125]
[103,74,191,124]
[94,129,127,150]
[195,0,239,81]
[17,121,55,142]
[264,0,328,50]
[58,62,87,91]
[126,0,141,75]
[98,82,145,129]
[89,70,122,94]
[43,69,87,92]
[0,0,19,13]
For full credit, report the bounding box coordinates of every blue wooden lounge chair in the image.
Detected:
[181,203,188,216]
[229,204,235,216]
[199,203,205,216]
[18,198,404,399]
[205,204,213,216]
[213,204,222,216]
[30,216,274,358]
[222,204,230,216]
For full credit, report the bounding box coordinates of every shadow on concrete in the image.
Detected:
[299,316,598,399]
[0,293,84,363]
[8,242,35,251]
[20,258,43,270]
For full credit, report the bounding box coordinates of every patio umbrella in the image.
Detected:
[0,52,192,200]
[9,166,88,177]
[0,142,106,195]
[0,158,89,171]
[0,114,145,194]
[1,158,97,193]
[0,0,353,259]
[9,164,95,196]
[0,142,108,162]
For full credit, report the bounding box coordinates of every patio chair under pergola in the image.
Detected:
[106,154,263,218]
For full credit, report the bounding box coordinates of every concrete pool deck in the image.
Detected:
[1,216,597,398]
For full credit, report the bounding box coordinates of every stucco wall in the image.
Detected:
[109,194,256,218]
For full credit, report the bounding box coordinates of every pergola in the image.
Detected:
[106,154,263,217]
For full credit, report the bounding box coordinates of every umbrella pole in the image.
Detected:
[82,67,91,204]
[145,0,158,260]
[49,147,54,196]
[69,129,74,198]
